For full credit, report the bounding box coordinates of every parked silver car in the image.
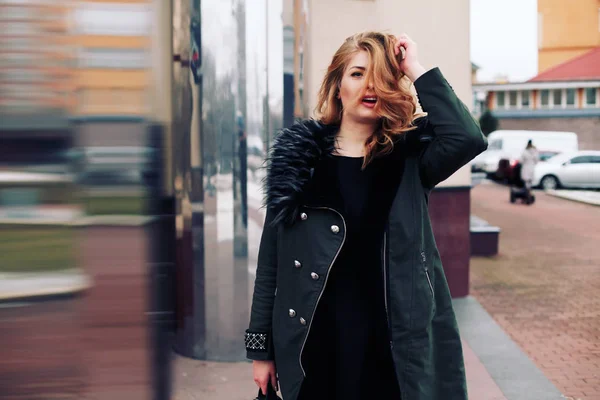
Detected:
[533,150,600,190]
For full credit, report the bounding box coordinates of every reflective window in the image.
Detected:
[540,89,549,107]
[566,88,576,106]
[509,91,517,107]
[552,89,562,106]
[73,2,150,36]
[521,90,530,107]
[0,6,33,20]
[79,48,147,69]
[2,22,39,35]
[496,91,505,107]
[0,69,42,82]
[585,88,597,106]
[488,139,502,150]
[570,156,593,164]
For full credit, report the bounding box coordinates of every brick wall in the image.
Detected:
[429,187,471,298]
[498,117,600,150]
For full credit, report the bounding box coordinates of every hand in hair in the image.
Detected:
[393,33,427,82]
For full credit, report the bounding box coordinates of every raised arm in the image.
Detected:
[413,68,488,189]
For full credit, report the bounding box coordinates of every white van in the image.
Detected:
[471,130,579,175]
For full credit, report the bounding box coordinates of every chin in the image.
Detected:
[356,111,380,124]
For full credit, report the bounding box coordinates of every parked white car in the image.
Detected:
[533,150,600,190]
[471,130,578,176]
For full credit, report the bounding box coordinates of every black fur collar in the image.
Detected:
[264,119,338,226]
[263,117,430,226]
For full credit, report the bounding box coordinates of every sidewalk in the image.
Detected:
[472,183,600,400]
[454,297,563,400]
[544,189,600,206]
[0,271,554,400]
[0,271,543,400]
[172,295,561,400]
[0,269,90,301]
[173,337,508,400]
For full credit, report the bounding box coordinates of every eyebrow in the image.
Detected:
[349,66,366,70]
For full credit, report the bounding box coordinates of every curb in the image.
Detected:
[0,285,90,303]
[544,190,600,207]
[453,296,564,400]
[0,272,92,303]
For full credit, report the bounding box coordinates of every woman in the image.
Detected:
[520,140,539,193]
[245,31,487,400]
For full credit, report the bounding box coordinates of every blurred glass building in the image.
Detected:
[0,0,475,398]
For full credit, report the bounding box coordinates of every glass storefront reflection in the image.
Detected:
[0,1,163,398]
[170,0,284,361]
[1,0,296,397]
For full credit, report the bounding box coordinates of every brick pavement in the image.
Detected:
[172,339,508,400]
[471,183,600,400]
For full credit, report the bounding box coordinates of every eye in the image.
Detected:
[351,71,363,77]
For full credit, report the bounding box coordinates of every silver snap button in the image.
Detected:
[331,225,340,234]
[299,317,307,325]
[288,309,296,318]
[294,260,302,268]
[311,272,319,280]
[300,213,308,221]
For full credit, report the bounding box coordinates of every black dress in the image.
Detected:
[298,155,402,400]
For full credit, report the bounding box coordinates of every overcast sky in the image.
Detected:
[470,0,538,82]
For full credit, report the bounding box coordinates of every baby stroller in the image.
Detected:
[509,163,535,205]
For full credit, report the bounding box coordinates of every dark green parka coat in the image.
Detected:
[245,68,488,400]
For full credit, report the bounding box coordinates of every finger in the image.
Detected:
[270,372,279,392]
[395,39,410,59]
[394,38,404,55]
[260,381,268,395]
[396,38,412,48]
[396,38,414,57]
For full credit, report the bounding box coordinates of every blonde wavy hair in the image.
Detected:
[315,31,422,166]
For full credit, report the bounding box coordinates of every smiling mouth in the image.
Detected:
[362,97,377,104]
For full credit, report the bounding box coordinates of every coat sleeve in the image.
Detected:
[245,209,278,361]
[413,67,488,189]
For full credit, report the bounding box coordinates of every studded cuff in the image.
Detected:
[245,330,268,352]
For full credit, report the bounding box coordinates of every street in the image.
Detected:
[0,224,152,400]
[470,182,600,400]
[0,298,84,399]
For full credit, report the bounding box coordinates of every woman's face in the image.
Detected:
[338,50,379,123]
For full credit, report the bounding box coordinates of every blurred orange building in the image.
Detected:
[68,0,152,149]
[0,0,151,150]
[538,0,600,73]
[72,0,150,117]
[0,2,73,129]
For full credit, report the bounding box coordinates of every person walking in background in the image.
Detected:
[520,140,539,199]
[245,31,487,400]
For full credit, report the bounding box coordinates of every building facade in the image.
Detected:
[0,1,73,159]
[538,0,600,73]
[473,47,600,150]
[70,0,152,148]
